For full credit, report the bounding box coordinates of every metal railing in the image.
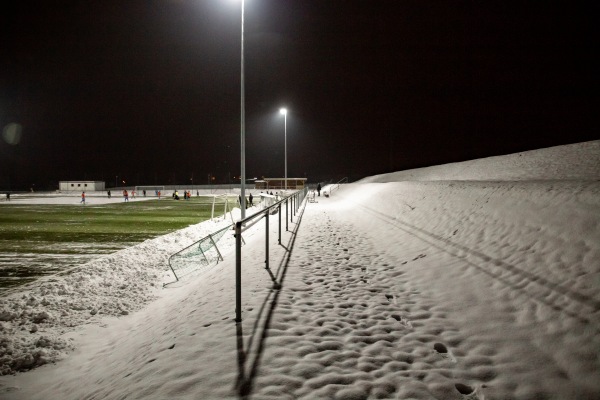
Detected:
[234,187,308,322]
[326,177,348,196]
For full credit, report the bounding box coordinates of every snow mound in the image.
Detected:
[360,140,600,182]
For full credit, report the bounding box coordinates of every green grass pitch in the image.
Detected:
[0,196,236,291]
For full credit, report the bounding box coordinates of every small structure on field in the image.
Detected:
[59,181,106,192]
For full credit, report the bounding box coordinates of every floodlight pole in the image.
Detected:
[236,0,246,324]
[280,108,287,191]
[240,0,246,219]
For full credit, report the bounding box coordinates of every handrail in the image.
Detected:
[234,187,308,322]
[327,177,348,196]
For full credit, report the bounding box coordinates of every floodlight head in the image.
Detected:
[279,108,287,115]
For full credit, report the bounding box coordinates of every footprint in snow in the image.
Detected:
[455,383,485,399]
[433,342,457,363]
[391,314,413,328]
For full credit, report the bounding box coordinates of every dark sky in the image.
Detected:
[1,0,598,189]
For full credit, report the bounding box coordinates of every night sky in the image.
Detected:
[1,1,598,190]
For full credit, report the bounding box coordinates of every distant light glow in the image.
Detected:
[279,108,287,115]
[2,123,22,145]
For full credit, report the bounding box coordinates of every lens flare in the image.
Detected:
[2,123,23,145]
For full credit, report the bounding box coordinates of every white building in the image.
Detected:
[59,181,105,192]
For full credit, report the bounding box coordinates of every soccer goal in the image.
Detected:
[134,186,165,196]
[165,223,233,286]
[206,194,235,222]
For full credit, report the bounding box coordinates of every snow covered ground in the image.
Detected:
[0,140,599,399]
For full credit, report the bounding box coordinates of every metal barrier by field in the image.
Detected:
[234,187,308,322]
[163,188,309,320]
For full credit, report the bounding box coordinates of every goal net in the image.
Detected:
[165,223,233,285]
[204,194,235,222]
[134,186,165,196]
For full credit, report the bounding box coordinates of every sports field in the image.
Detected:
[0,195,236,291]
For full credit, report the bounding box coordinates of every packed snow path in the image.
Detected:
[245,202,478,399]
[246,180,600,399]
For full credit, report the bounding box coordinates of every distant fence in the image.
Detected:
[113,184,241,190]
[165,224,233,286]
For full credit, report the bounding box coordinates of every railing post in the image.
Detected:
[265,213,269,270]
[235,221,242,323]
[278,203,281,244]
[285,198,289,231]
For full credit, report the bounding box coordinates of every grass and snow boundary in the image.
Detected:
[0,213,237,375]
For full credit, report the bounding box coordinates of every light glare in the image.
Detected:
[2,123,22,145]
